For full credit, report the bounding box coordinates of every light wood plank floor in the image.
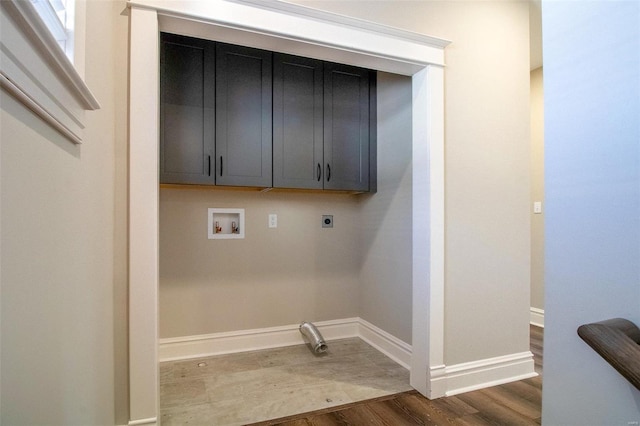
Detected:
[252,377,542,425]
[160,338,413,425]
[251,326,544,426]
[161,326,544,425]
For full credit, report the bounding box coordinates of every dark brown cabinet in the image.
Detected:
[160,36,272,188]
[160,33,215,185]
[215,43,272,188]
[323,62,374,192]
[273,55,376,192]
[160,34,376,192]
[273,53,324,189]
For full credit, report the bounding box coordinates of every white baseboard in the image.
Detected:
[159,318,360,362]
[159,317,413,369]
[431,351,537,397]
[530,307,545,328]
[128,417,157,426]
[159,319,535,399]
[427,364,448,399]
[357,318,412,369]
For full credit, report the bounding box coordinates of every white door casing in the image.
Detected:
[127,1,448,423]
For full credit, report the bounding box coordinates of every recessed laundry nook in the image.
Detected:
[158,62,415,421]
[128,0,451,423]
[155,2,423,421]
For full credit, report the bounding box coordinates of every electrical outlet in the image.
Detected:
[269,214,277,228]
[322,215,333,228]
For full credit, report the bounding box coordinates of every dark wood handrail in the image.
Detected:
[577,318,640,391]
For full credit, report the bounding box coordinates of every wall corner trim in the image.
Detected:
[427,364,448,399]
[431,351,537,397]
[358,319,413,369]
[530,307,545,328]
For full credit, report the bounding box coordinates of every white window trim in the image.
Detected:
[31,0,77,64]
[31,0,67,43]
[0,0,99,144]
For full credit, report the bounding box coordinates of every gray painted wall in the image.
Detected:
[159,72,414,342]
[0,1,128,423]
[530,67,545,311]
[541,2,640,424]
[358,72,413,344]
[160,189,363,337]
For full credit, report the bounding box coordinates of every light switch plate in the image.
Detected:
[533,201,542,214]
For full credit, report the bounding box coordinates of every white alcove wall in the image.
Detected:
[127,1,448,424]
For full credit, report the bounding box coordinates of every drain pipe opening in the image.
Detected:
[299,321,328,353]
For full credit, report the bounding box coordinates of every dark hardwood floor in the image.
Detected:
[251,326,544,426]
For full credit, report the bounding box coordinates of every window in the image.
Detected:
[1,0,98,144]
[31,0,75,61]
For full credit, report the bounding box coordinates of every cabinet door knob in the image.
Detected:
[317,163,321,181]
[326,164,331,182]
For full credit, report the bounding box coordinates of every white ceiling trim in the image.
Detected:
[231,0,450,48]
[129,0,449,75]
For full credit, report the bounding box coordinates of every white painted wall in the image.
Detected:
[160,190,363,337]
[530,67,544,312]
[0,0,128,423]
[541,2,640,424]
[358,72,413,344]
[159,71,415,344]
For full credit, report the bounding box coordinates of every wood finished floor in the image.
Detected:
[252,377,542,426]
[160,338,413,425]
[161,326,543,425]
[251,326,544,426]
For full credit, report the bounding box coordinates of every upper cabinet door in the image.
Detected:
[216,43,273,187]
[273,53,324,189]
[323,63,371,192]
[160,33,215,185]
